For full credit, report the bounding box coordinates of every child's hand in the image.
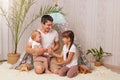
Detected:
[44,48,48,52]
[47,47,53,54]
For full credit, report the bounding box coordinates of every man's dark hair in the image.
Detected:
[41,15,53,24]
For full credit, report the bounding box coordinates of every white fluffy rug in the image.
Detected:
[0,62,120,80]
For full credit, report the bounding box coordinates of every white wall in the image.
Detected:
[1,0,120,66]
[0,15,2,60]
[0,0,9,60]
[60,0,120,66]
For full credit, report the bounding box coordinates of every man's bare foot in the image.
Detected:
[45,70,52,74]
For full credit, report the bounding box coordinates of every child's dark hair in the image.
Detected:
[41,15,53,24]
[62,30,74,58]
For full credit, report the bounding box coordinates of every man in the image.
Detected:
[26,15,60,74]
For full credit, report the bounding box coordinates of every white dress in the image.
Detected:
[63,44,78,68]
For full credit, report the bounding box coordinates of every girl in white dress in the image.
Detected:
[50,30,79,78]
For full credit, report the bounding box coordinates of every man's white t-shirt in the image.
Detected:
[37,29,59,48]
[29,29,59,56]
[63,44,78,68]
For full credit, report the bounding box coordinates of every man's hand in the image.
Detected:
[43,48,48,53]
[32,53,38,56]
[26,42,45,55]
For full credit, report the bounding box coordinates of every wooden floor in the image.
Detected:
[104,64,120,74]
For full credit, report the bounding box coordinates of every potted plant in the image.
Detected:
[0,0,63,64]
[86,46,108,66]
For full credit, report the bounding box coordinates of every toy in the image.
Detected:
[79,65,92,74]
[18,63,30,72]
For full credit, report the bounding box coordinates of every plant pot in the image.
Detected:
[94,61,102,66]
[7,53,20,64]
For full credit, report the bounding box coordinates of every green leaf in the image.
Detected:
[91,48,96,54]
[86,47,104,62]
[100,46,103,54]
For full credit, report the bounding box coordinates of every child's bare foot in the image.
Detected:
[45,70,52,74]
[53,69,59,74]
